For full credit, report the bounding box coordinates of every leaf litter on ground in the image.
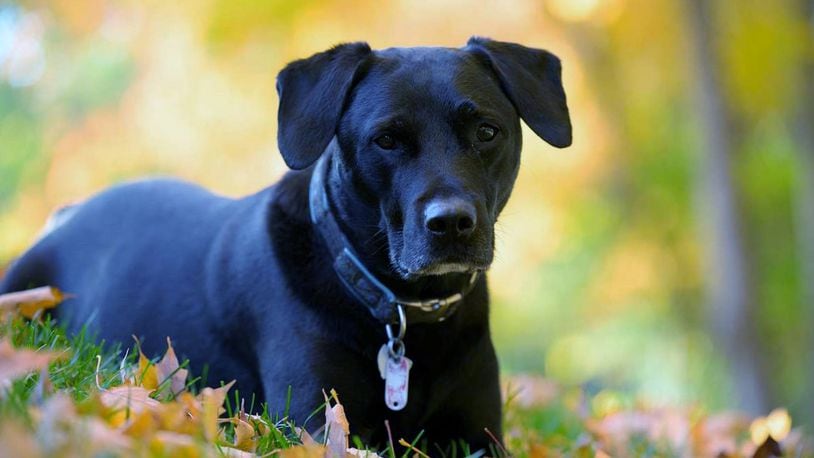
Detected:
[0,286,812,457]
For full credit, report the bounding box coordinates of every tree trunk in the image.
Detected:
[684,0,769,415]
[794,0,814,425]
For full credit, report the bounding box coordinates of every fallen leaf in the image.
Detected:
[199,380,235,441]
[278,445,329,458]
[121,409,159,438]
[0,419,42,458]
[324,389,350,458]
[221,445,258,457]
[100,385,161,427]
[149,430,201,457]
[296,426,319,446]
[692,412,748,457]
[155,337,189,398]
[0,339,62,392]
[158,392,201,435]
[0,286,67,319]
[138,347,159,390]
[231,416,256,451]
[346,448,383,458]
[34,393,133,455]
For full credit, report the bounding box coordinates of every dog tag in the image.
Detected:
[384,355,412,411]
[376,344,389,379]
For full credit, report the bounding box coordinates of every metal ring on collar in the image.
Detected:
[387,338,405,360]
[385,304,406,341]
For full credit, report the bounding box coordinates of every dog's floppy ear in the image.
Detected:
[276,42,371,169]
[465,37,572,148]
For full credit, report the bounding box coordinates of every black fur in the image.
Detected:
[0,37,571,449]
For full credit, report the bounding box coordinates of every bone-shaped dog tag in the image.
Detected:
[384,355,411,411]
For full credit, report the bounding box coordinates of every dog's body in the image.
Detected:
[0,38,570,448]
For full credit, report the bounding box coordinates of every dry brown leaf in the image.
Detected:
[155,337,189,398]
[0,419,43,458]
[0,339,62,392]
[296,426,319,446]
[0,286,67,319]
[324,389,350,458]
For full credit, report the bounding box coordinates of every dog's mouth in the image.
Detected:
[381,204,494,280]
[389,241,494,281]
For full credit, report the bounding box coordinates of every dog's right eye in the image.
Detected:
[374,134,397,150]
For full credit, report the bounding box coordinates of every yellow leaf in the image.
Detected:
[158,392,200,435]
[149,431,201,458]
[138,350,158,390]
[0,286,67,319]
[242,412,272,436]
[199,380,235,441]
[121,409,158,438]
[231,417,256,451]
[100,385,161,427]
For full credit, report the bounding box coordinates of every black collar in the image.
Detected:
[308,153,480,325]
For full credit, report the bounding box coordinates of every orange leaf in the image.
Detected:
[0,286,68,319]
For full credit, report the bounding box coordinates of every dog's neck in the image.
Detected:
[319,144,475,306]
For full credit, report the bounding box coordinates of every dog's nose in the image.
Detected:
[424,199,477,238]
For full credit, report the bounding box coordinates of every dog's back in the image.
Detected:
[1,178,257,365]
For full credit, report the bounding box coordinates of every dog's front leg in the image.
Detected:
[423,334,503,452]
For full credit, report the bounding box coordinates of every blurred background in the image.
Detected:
[0,0,811,427]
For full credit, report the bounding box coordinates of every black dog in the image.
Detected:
[0,37,571,449]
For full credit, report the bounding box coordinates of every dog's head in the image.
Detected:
[276,38,571,280]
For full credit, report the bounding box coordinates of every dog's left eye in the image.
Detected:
[476,124,499,142]
[374,134,397,150]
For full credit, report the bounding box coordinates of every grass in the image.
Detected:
[0,314,810,457]
[0,315,492,457]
